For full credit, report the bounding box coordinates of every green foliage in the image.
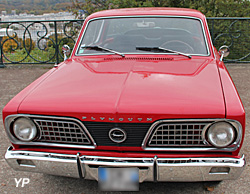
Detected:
[185,0,250,17]
[69,0,250,62]
[2,33,75,64]
[0,0,71,15]
[2,35,22,53]
[207,19,250,61]
[2,35,35,53]
[69,0,250,17]
[1,23,9,28]
[2,0,250,64]
[47,34,75,56]
[4,47,59,63]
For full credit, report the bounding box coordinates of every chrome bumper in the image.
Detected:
[5,147,245,182]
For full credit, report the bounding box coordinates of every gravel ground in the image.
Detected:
[0,65,249,194]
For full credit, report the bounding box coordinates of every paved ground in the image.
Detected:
[0,65,249,194]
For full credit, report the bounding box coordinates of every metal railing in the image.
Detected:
[207,18,250,63]
[0,18,250,67]
[0,19,84,67]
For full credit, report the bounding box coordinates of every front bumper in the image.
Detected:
[5,147,245,182]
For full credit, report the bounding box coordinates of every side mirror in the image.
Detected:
[62,45,71,61]
[218,45,229,61]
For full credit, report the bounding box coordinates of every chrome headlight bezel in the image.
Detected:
[12,117,38,142]
[205,122,235,148]
[4,114,97,149]
[5,116,38,142]
[202,120,242,149]
[141,118,243,151]
[5,115,243,151]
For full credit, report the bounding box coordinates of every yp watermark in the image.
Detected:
[14,178,30,187]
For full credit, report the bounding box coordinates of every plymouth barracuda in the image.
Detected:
[3,7,245,190]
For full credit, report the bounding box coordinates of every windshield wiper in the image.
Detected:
[81,45,125,57]
[136,46,191,59]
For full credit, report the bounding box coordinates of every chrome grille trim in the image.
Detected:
[142,119,242,151]
[34,119,91,145]
[4,114,96,149]
[148,123,207,146]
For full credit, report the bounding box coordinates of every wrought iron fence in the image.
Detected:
[207,17,250,63]
[0,18,250,67]
[0,19,84,67]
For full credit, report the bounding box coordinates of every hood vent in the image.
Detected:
[104,57,174,61]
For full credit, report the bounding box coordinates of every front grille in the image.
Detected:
[34,119,92,145]
[83,122,151,147]
[147,122,209,147]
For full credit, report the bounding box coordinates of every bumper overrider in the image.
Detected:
[5,146,245,182]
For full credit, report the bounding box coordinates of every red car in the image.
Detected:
[3,8,245,190]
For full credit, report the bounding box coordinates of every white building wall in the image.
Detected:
[1,12,75,22]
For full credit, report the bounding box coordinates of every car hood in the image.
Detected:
[18,56,225,122]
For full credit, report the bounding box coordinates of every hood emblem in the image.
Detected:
[81,116,152,122]
[109,128,127,143]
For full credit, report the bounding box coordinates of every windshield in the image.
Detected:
[77,17,209,56]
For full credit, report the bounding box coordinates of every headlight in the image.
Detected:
[206,122,235,148]
[13,117,37,142]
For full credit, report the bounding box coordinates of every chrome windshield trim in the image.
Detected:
[75,15,210,57]
[4,114,96,149]
[69,20,86,59]
[75,53,210,57]
[204,17,216,59]
[142,119,242,151]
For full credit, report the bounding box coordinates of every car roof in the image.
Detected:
[87,7,206,20]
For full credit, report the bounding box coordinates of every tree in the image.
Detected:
[1,35,35,53]
[186,0,250,17]
[69,0,250,17]
[23,38,35,51]
[68,0,250,62]
[2,35,22,53]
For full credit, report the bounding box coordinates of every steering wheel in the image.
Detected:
[160,40,194,53]
[101,38,114,47]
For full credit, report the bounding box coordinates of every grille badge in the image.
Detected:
[109,128,127,143]
[81,116,152,122]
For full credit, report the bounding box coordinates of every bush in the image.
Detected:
[2,35,35,53]
[4,47,58,63]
